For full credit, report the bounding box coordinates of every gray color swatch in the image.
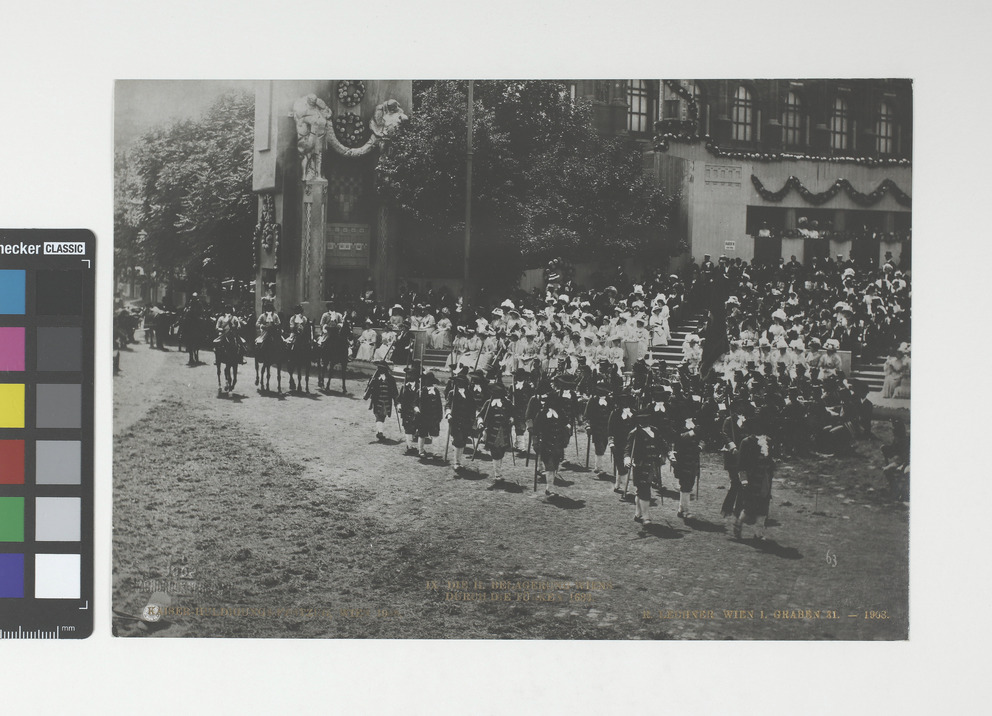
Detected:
[36,327,82,372]
[35,440,81,485]
[35,497,81,541]
[36,384,82,428]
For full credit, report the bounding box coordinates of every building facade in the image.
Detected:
[570,79,912,269]
[252,80,413,315]
[650,79,912,268]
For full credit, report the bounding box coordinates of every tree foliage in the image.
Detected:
[114,91,255,288]
[376,80,676,291]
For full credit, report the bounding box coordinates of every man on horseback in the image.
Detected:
[214,304,243,392]
[318,301,345,346]
[181,293,206,365]
[256,298,281,341]
[286,304,309,345]
[286,304,313,392]
[254,298,283,392]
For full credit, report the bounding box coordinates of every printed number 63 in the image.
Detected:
[825,549,837,567]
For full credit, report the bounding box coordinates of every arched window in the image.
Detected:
[830,97,849,151]
[732,85,753,142]
[875,101,895,155]
[782,91,802,146]
[627,80,653,134]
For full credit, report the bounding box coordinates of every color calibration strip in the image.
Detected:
[0,230,93,638]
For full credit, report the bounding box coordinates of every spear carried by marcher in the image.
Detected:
[622,430,636,500]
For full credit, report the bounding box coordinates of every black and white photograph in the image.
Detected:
[6,0,992,712]
[112,78,911,640]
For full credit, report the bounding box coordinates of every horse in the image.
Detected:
[317,319,353,393]
[214,330,242,393]
[254,326,284,393]
[178,308,204,365]
[286,322,314,393]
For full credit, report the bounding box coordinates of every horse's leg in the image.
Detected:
[231,363,238,391]
[341,361,348,394]
[255,356,261,386]
[303,351,310,392]
[217,362,222,391]
[276,362,282,393]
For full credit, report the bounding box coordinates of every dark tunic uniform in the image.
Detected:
[399,379,420,436]
[625,420,661,500]
[672,428,701,494]
[416,383,443,440]
[583,389,614,461]
[510,372,534,439]
[534,392,572,473]
[363,368,398,423]
[446,377,477,449]
[739,433,774,522]
[607,399,637,478]
[480,391,513,461]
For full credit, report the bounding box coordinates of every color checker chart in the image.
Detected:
[0,230,93,638]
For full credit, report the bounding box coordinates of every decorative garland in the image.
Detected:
[334,112,369,148]
[654,130,912,168]
[253,194,281,270]
[662,80,698,122]
[337,80,365,107]
[751,228,911,243]
[751,174,912,208]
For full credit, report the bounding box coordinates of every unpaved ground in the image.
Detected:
[112,343,908,639]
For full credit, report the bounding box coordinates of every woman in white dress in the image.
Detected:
[649,299,671,346]
[447,326,468,368]
[372,327,396,362]
[459,329,483,368]
[355,320,378,362]
[882,343,910,399]
[431,312,452,350]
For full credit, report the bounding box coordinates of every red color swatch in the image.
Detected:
[0,440,25,484]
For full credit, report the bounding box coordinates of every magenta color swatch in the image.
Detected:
[0,327,25,372]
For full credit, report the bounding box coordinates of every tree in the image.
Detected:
[114,91,255,292]
[375,80,676,294]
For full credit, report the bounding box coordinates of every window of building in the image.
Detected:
[782,91,802,146]
[627,80,653,134]
[875,101,894,155]
[732,85,753,142]
[830,97,849,151]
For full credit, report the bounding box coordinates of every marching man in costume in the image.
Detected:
[363,359,398,442]
[624,410,663,525]
[510,367,534,453]
[478,382,514,481]
[734,423,775,541]
[445,367,477,474]
[671,417,702,519]
[415,372,443,460]
[399,361,422,454]
[583,383,614,475]
[607,394,637,494]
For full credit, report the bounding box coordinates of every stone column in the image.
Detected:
[302,178,328,312]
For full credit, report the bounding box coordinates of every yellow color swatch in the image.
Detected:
[0,384,25,428]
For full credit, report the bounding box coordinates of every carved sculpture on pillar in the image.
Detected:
[325,98,409,158]
[369,99,409,140]
[291,94,333,180]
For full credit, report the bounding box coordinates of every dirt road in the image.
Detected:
[112,343,908,639]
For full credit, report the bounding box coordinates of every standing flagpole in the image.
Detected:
[463,80,474,304]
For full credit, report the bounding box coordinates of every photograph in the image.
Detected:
[111,78,911,640]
